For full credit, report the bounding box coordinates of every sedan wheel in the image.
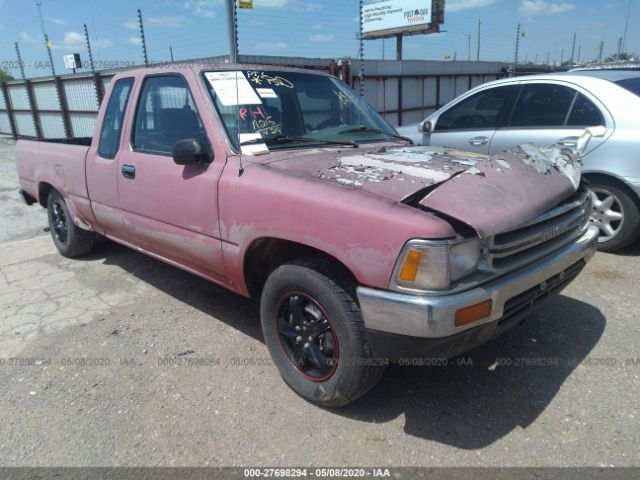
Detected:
[590,188,624,243]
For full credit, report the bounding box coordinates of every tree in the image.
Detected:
[604,52,634,62]
[0,69,15,81]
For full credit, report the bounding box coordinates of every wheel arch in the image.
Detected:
[37,181,54,208]
[242,237,358,300]
[583,172,640,209]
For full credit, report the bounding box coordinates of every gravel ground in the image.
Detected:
[0,135,638,467]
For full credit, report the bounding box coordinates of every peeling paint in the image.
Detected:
[517,143,582,189]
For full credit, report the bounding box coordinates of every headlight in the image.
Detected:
[393,238,481,291]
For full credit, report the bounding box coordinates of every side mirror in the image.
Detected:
[418,120,433,133]
[173,139,212,165]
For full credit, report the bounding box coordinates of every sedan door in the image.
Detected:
[489,81,609,155]
[426,83,519,154]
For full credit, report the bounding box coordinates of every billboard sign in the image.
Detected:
[362,0,444,39]
[63,53,81,70]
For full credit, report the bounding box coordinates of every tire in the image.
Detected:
[260,257,385,407]
[588,178,640,252]
[47,190,95,258]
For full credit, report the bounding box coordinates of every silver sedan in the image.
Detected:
[397,70,640,252]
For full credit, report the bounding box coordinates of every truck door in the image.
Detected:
[86,77,135,239]
[115,73,227,283]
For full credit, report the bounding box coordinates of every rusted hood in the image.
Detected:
[259,143,582,237]
[419,143,582,237]
[259,145,483,201]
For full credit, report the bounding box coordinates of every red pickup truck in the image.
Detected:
[16,65,598,406]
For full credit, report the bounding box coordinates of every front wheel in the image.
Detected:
[47,190,95,258]
[260,257,385,407]
[589,179,640,252]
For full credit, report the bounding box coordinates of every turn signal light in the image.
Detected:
[398,250,422,282]
[455,299,493,327]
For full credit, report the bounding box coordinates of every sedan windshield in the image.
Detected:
[202,69,400,150]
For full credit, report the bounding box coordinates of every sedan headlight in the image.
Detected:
[393,238,481,291]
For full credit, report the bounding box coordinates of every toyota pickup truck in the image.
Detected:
[16,65,599,406]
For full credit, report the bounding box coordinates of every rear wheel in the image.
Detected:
[260,257,385,407]
[588,179,640,252]
[47,190,95,258]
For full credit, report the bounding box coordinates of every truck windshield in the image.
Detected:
[202,69,400,150]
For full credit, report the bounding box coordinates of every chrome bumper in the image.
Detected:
[357,225,599,338]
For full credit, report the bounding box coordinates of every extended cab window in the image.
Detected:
[435,85,517,131]
[132,75,207,156]
[98,78,133,159]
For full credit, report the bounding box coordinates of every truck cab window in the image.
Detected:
[98,78,134,159]
[132,75,208,156]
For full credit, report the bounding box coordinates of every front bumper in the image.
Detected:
[357,225,599,358]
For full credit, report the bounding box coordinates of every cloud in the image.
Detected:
[257,0,290,6]
[124,19,138,30]
[311,24,323,30]
[254,41,289,50]
[128,36,142,46]
[305,2,322,11]
[183,0,220,17]
[148,16,191,28]
[603,3,617,9]
[309,34,334,42]
[50,31,113,50]
[20,32,41,45]
[46,17,67,25]
[519,0,575,15]
[447,0,498,12]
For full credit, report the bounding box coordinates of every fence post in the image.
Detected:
[1,82,19,140]
[24,80,43,139]
[93,72,104,106]
[54,77,73,139]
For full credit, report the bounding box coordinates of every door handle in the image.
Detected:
[469,136,489,146]
[557,136,579,147]
[122,164,136,179]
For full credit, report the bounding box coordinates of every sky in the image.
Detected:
[0,0,637,78]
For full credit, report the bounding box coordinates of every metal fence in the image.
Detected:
[0,55,507,139]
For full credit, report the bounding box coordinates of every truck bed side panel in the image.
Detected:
[16,140,96,228]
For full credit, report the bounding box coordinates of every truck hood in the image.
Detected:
[257,143,582,237]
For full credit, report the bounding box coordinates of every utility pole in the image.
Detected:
[14,42,26,79]
[170,46,174,62]
[476,19,481,61]
[512,23,521,77]
[467,32,471,61]
[137,8,149,66]
[622,0,631,52]
[560,48,564,65]
[358,0,364,97]
[570,32,576,65]
[598,41,604,63]
[224,0,238,63]
[577,45,581,64]
[616,36,623,61]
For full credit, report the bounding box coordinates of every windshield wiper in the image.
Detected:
[337,126,413,144]
[240,134,357,148]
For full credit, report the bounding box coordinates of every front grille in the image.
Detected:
[484,188,592,273]
[500,260,585,324]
